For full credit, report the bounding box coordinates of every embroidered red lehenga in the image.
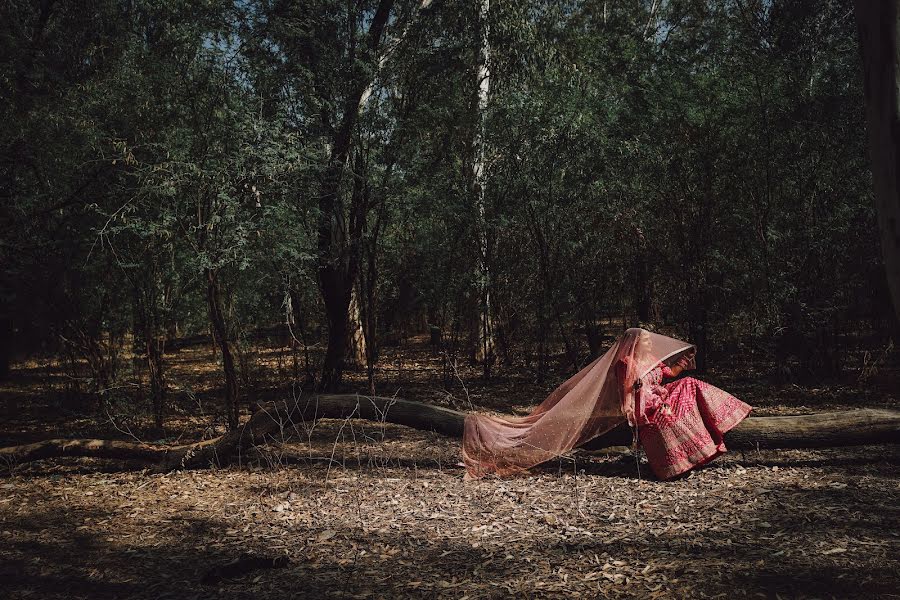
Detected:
[462,328,751,480]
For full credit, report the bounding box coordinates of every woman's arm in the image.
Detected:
[666,349,696,378]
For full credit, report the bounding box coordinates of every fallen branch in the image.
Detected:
[1,395,898,471]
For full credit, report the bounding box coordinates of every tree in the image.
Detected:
[471,0,496,376]
[854,0,900,326]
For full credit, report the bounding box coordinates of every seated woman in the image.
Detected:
[462,328,751,480]
[617,329,751,480]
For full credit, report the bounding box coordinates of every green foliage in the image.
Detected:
[0,0,888,407]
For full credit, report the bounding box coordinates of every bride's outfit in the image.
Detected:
[462,328,751,480]
[618,357,750,480]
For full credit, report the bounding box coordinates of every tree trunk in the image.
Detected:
[583,314,602,359]
[472,0,495,378]
[0,316,12,380]
[139,298,166,430]
[315,1,394,392]
[134,274,167,430]
[286,287,314,385]
[361,210,384,395]
[146,331,166,430]
[855,1,900,323]
[3,397,897,471]
[345,286,367,370]
[206,268,240,429]
[317,273,353,391]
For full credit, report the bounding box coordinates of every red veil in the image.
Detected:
[462,328,695,479]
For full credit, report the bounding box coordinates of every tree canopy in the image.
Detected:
[0,0,892,427]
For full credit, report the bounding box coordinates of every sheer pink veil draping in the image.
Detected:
[462,328,695,479]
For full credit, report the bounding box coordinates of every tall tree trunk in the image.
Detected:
[855,2,900,324]
[687,303,708,373]
[582,305,602,359]
[315,121,351,392]
[146,326,166,430]
[147,264,167,429]
[634,256,652,323]
[134,282,167,430]
[205,268,239,429]
[361,209,384,396]
[537,303,548,384]
[315,0,394,392]
[363,285,377,396]
[472,0,495,378]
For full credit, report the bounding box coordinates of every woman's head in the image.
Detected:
[623,327,653,357]
[637,329,652,355]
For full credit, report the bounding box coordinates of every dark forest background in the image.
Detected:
[2,0,897,432]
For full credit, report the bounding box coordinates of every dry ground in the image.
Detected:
[1,336,899,599]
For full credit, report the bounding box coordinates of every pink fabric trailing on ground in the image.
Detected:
[462,327,752,480]
[462,328,695,479]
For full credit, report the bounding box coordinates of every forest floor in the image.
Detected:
[1,335,899,599]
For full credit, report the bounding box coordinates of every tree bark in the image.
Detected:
[2,397,897,471]
[855,1,900,323]
[206,268,240,429]
[361,222,380,396]
[345,286,367,370]
[315,0,433,390]
[146,331,166,429]
[471,0,495,378]
[134,274,167,430]
[315,0,394,392]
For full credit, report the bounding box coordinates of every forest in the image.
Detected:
[1,0,899,598]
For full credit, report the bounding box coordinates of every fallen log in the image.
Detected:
[0,394,465,471]
[1,395,898,471]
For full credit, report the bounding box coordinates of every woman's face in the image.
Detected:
[637,332,652,355]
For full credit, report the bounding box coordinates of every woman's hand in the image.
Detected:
[685,348,696,367]
[670,350,696,377]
